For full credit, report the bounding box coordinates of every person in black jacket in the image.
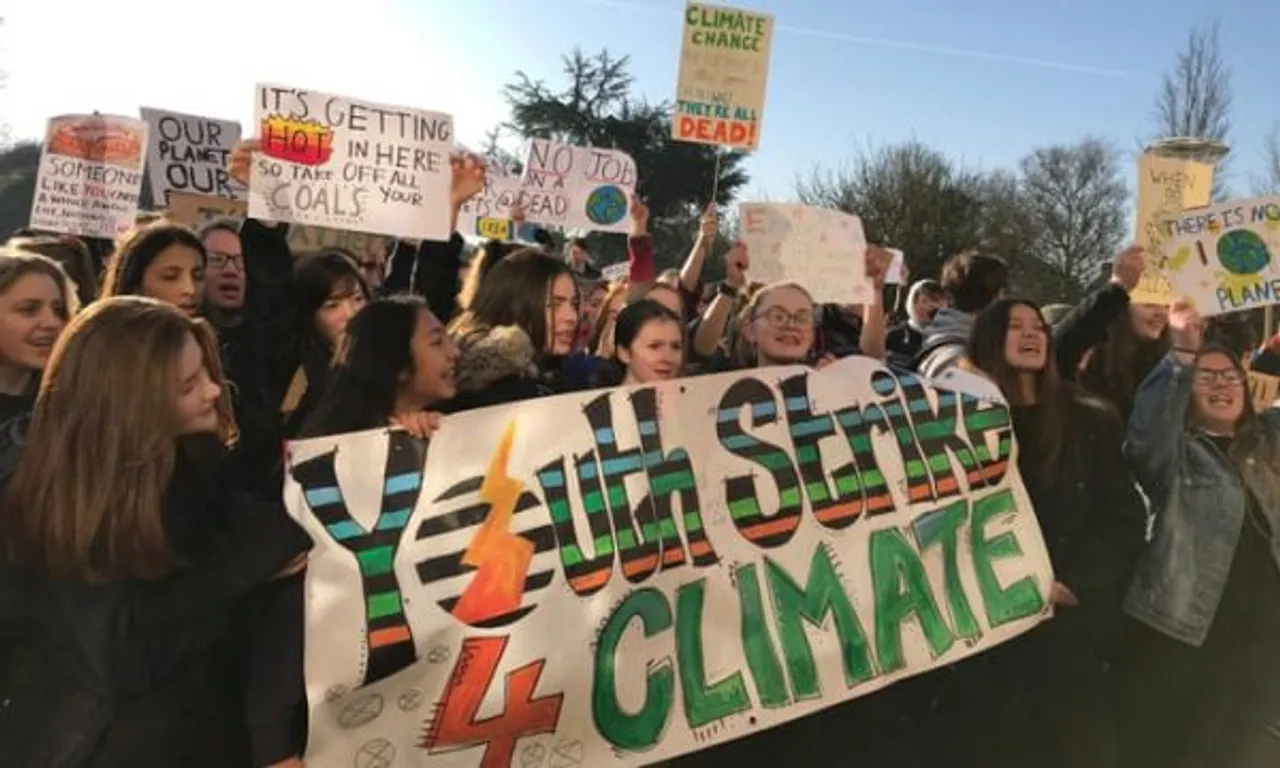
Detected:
[0,297,310,767]
[884,278,944,369]
[963,297,1147,768]
[1054,247,1169,423]
[279,250,372,439]
[300,294,458,439]
[0,249,77,758]
[100,223,206,316]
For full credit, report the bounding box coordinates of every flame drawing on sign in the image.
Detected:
[451,421,534,625]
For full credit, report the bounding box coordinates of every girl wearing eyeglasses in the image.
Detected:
[730,248,891,370]
[1120,300,1280,767]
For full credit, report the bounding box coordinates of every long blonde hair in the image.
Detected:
[732,281,815,368]
[3,297,236,582]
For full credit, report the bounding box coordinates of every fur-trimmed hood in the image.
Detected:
[452,325,540,395]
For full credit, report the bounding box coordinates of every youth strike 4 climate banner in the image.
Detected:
[285,359,1054,767]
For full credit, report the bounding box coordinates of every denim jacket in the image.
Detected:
[1123,352,1280,647]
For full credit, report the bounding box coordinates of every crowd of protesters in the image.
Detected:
[0,137,1275,768]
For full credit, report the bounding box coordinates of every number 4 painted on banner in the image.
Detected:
[423,636,564,768]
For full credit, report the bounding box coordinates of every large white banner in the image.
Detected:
[285,359,1053,767]
[249,84,453,241]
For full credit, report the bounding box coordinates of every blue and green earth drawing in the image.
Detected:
[585,185,628,226]
[1217,229,1272,276]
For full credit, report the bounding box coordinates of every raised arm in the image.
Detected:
[1125,300,1200,502]
[1053,246,1143,379]
[857,246,892,362]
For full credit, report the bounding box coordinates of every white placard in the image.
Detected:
[140,108,244,206]
[249,84,453,241]
[1160,196,1280,316]
[518,139,636,234]
[739,202,871,303]
[456,170,523,240]
[29,114,148,239]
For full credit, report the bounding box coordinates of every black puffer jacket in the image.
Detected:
[2,437,311,768]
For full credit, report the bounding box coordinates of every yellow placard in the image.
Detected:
[1249,371,1279,411]
[476,217,513,240]
[1131,154,1214,305]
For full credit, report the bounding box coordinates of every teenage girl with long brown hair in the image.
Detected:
[0,298,310,767]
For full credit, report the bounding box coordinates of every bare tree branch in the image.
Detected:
[1019,138,1127,301]
[1152,20,1232,199]
[1153,21,1231,140]
[1252,124,1280,196]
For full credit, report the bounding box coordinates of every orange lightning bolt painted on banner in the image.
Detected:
[452,422,534,625]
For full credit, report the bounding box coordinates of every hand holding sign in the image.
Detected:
[451,153,486,209]
[725,241,749,289]
[1169,299,1204,353]
[866,245,893,290]
[391,411,443,440]
[698,204,718,241]
[229,138,259,187]
[1110,245,1146,293]
[1049,582,1079,608]
[628,195,649,235]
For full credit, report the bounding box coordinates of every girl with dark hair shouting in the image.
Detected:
[301,294,458,439]
[962,297,1146,768]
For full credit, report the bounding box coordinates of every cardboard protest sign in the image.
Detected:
[285,358,1053,767]
[518,139,636,234]
[288,224,393,269]
[673,2,774,150]
[1131,153,1215,305]
[1160,196,1280,316]
[140,108,244,207]
[29,114,148,240]
[249,84,453,241]
[456,170,523,240]
[166,192,247,228]
[1248,370,1279,411]
[739,203,871,304]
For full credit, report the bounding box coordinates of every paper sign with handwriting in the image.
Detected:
[288,225,392,270]
[249,84,453,241]
[29,114,148,240]
[518,139,636,234]
[740,203,871,303]
[1160,196,1280,316]
[674,2,773,150]
[286,358,1052,767]
[166,192,247,228]
[140,108,244,207]
[1131,153,1215,305]
[457,170,523,240]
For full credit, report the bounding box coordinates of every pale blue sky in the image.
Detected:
[7,0,1278,198]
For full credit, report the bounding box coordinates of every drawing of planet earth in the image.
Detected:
[1217,229,1271,276]
[585,185,628,226]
